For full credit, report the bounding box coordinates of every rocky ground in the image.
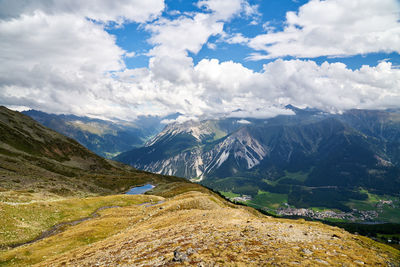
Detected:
[32,192,398,267]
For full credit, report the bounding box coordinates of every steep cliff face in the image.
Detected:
[115,118,251,179]
[133,127,269,179]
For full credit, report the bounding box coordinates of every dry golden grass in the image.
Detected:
[0,194,162,250]
[0,191,397,267]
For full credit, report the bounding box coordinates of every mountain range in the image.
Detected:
[0,106,189,198]
[116,107,400,218]
[0,106,399,265]
[14,106,400,222]
[22,110,176,158]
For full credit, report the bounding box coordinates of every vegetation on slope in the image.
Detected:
[22,109,166,159]
[0,106,398,266]
[1,191,398,266]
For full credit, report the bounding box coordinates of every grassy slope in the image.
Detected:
[250,190,288,210]
[0,194,162,248]
[0,106,194,199]
[0,191,398,266]
[0,106,210,259]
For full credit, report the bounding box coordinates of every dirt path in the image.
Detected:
[6,205,121,249]
[5,200,165,249]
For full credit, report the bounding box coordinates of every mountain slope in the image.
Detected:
[115,118,247,178]
[0,106,206,249]
[115,109,400,217]
[0,106,188,197]
[0,106,398,266]
[22,110,167,158]
[2,191,399,266]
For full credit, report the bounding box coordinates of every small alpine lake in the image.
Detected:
[125,184,155,195]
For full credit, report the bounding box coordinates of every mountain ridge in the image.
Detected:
[115,108,400,219]
[21,109,171,159]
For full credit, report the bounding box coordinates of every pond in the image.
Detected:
[125,184,155,195]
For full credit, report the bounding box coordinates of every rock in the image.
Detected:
[354,260,365,265]
[186,247,196,255]
[315,258,329,265]
[173,248,188,262]
[302,248,313,255]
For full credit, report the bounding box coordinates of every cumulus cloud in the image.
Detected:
[146,13,223,58]
[197,0,244,21]
[225,33,249,45]
[116,57,400,120]
[0,0,166,120]
[0,0,399,123]
[0,0,165,23]
[0,12,125,74]
[193,59,400,115]
[246,0,400,59]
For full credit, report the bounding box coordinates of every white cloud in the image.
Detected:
[0,11,126,116]
[0,0,399,123]
[237,119,251,124]
[0,11,125,74]
[247,0,400,59]
[207,42,217,50]
[192,58,400,116]
[146,13,224,57]
[125,51,136,58]
[0,0,165,24]
[226,33,249,45]
[242,2,259,18]
[161,115,199,124]
[262,21,276,33]
[229,108,295,119]
[197,0,244,20]
[0,1,165,120]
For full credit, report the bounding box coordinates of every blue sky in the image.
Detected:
[108,0,400,71]
[0,0,400,121]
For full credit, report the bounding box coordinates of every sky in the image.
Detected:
[0,0,399,122]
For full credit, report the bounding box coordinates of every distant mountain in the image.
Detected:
[22,110,172,158]
[115,107,400,217]
[115,118,257,177]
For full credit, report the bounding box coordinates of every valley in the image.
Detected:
[220,187,400,223]
[114,107,400,226]
[22,110,171,159]
[1,107,399,266]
